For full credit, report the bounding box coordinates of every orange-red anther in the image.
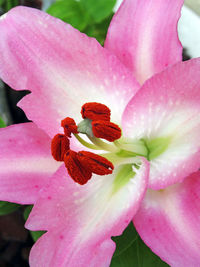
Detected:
[51,134,70,161]
[64,150,92,185]
[81,102,111,121]
[78,151,114,175]
[61,117,78,137]
[92,120,121,142]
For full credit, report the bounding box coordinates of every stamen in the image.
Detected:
[81,102,111,121]
[51,134,70,161]
[64,150,92,185]
[74,133,101,150]
[51,102,144,186]
[88,135,119,152]
[77,151,114,175]
[92,120,121,142]
[61,117,78,137]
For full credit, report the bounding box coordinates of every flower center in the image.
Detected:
[51,102,123,185]
[51,102,170,187]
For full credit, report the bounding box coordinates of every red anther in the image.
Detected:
[92,120,121,142]
[78,151,114,175]
[81,102,111,121]
[61,117,78,137]
[64,150,92,185]
[51,134,70,161]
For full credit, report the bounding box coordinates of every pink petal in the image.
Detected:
[26,158,149,266]
[0,7,139,137]
[122,58,200,189]
[134,171,200,267]
[105,0,183,84]
[0,123,60,204]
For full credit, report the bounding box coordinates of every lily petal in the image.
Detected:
[0,6,139,137]
[134,171,200,267]
[26,158,149,266]
[0,123,60,204]
[105,0,183,84]
[122,58,200,189]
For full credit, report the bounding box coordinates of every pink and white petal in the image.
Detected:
[0,7,139,137]
[105,0,183,84]
[122,58,200,189]
[134,171,200,267]
[29,230,115,267]
[26,159,149,267]
[0,123,60,204]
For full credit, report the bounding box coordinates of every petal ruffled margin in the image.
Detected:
[0,123,60,204]
[105,0,183,84]
[0,6,139,137]
[122,58,200,189]
[26,158,149,267]
[134,171,200,267]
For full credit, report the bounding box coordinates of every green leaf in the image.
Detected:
[112,222,138,257]
[1,0,18,12]
[84,14,114,45]
[80,0,116,23]
[111,223,169,267]
[6,0,13,11]
[0,116,6,128]
[46,0,115,44]
[31,230,45,242]
[0,201,20,215]
[24,205,46,242]
[136,236,169,267]
[47,0,90,31]
[0,0,5,7]
[23,205,33,221]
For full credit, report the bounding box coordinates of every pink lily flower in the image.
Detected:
[0,0,200,266]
